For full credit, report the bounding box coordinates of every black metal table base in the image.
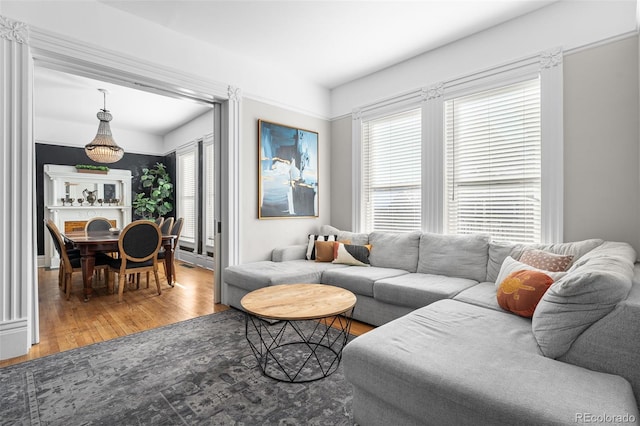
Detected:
[244,310,354,383]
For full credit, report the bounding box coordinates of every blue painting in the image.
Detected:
[259,120,318,218]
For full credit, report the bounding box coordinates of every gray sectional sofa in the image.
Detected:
[223,225,640,425]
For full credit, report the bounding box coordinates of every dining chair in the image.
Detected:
[154,217,164,228]
[159,217,174,236]
[107,220,162,302]
[158,217,183,284]
[45,219,109,300]
[85,217,113,232]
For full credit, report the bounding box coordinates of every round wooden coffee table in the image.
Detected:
[241,283,356,383]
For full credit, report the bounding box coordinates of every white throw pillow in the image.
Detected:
[495,256,567,287]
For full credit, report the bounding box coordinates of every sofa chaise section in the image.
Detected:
[343,299,639,426]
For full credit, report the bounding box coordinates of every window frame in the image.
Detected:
[352,49,563,243]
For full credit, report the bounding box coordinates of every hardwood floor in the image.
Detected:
[0,263,374,368]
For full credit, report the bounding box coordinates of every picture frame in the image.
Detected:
[258,119,319,218]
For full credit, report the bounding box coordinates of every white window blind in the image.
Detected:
[362,108,422,232]
[204,141,215,251]
[444,78,541,243]
[178,150,196,245]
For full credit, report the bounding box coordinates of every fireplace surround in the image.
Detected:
[43,164,132,269]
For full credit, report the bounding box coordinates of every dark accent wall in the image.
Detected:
[36,143,176,256]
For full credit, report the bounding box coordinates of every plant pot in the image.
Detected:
[76,169,108,175]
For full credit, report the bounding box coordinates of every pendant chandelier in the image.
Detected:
[84,88,124,163]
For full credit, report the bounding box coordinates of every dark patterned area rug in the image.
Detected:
[0,309,354,425]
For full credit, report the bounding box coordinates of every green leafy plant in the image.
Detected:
[132,162,174,219]
[75,164,109,172]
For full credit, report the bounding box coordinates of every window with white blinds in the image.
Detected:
[178,150,197,245]
[204,141,215,252]
[444,78,541,243]
[362,108,422,232]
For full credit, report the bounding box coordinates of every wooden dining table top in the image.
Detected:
[63,230,176,243]
[63,230,121,243]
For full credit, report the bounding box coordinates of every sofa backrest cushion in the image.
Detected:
[368,231,421,272]
[532,241,636,359]
[486,238,604,282]
[321,225,369,245]
[418,233,490,282]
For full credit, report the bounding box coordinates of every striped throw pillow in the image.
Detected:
[306,234,337,260]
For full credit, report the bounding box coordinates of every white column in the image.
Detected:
[0,15,37,360]
[421,83,445,234]
[218,86,241,305]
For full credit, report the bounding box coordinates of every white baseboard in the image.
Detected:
[176,250,214,270]
[0,318,30,360]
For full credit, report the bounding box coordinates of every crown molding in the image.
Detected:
[27,26,230,104]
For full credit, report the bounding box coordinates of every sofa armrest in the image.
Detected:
[271,244,307,262]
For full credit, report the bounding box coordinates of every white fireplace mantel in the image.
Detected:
[43,164,132,268]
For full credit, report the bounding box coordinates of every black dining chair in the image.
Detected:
[107,220,162,302]
[154,217,164,228]
[158,217,183,284]
[85,217,113,232]
[159,217,174,236]
[45,219,109,300]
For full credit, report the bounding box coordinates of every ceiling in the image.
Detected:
[100,0,557,89]
[34,67,212,136]
[35,0,558,137]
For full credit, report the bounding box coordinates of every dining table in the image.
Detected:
[63,229,177,301]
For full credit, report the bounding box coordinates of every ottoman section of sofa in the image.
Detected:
[374,273,478,309]
[343,299,639,426]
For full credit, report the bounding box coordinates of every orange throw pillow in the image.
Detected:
[314,240,336,262]
[497,270,554,318]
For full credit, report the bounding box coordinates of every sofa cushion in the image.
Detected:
[368,231,421,272]
[453,281,502,311]
[344,299,639,426]
[374,273,477,309]
[224,260,347,292]
[322,266,408,297]
[320,225,369,245]
[532,241,636,358]
[417,233,490,282]
[560,275,640,409]
[486,238,604,282]
[496,270,554,318]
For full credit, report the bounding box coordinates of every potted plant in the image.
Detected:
[75,164,109,174]
[132,162,174,220]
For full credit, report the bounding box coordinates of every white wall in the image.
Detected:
[563,36,639,251]
[240,99,331,262]
[0,0,331,119]
[164,110,215,153]
[330,0,637,118]
[35,116,164,155]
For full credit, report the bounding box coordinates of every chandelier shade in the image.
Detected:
[85,89,124,163]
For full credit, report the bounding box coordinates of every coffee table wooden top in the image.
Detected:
[241,284,356,321]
